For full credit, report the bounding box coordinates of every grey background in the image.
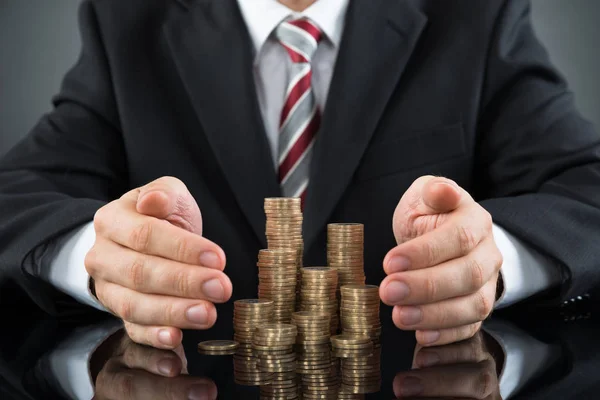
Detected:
[1,0,599,156]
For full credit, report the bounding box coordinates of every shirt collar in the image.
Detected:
[237,0,349,54]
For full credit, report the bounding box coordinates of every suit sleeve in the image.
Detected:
[475,0,600,305]
[0,1,127,316]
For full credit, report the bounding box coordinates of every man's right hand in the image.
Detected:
[85,177,232,349]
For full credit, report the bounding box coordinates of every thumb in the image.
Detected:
[421,177,463,214]
[136,176,203,235]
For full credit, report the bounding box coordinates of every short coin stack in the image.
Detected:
[253,323,299,399]
[264,198,304,306]
[232,299,274,386]
[291,311,339,397]
[298,267,339,335]
[197,340,239,356]
[327,224,366,294]
[337,285,382,393]
[257,249,298,323]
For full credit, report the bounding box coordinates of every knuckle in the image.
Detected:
[457,225,478,254]
[423,275,438,302]
[493,248,504,270]
[162,301,177,326]
[174,268,195,298]
[116,371,134,399]
[126,257,147,291]
[422,241,440,266]
[84,247,98,276]
[118,296,135,321]
[475,290,493,321]
[467,257,486,291]
[174,236,193,263]
[93,206,110,234]
[475,368,494,398]
[129,221,153,252]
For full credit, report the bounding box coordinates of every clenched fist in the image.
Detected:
[380,176,503,346]
[85,177,232,349]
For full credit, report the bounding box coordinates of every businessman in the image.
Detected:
[0,0,599,351]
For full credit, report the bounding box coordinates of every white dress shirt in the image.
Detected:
[40,0,560,313]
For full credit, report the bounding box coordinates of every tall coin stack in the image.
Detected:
[257,249,298,323]
[253,323,299,399]
[298,267,339,335]
[291,311,340,397]
[337,284,382,393]
[232,299,274,386]
[327,224,366,297]
[264,198,304,307]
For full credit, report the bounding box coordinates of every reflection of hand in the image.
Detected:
[380,176,503,346]
[93,330,218,400]
[394,331,502,399]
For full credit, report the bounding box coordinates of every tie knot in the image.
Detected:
[275,18,323,63]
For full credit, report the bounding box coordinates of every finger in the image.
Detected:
[87,238,232,302]
[124,321,183,350]
[415,322,483,349]
[391,278,496,331]
[393,361,497,398]
[421,177,464,213]
[385,205,492,273]
[118,334,184,377]
[99,363,217,400]
[413,330,490,368]
[136,176,203,235]
[380,237,500,305]
[96,281,218,330]
[93,201,226,270]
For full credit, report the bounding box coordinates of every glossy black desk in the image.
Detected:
[1,298,599,400]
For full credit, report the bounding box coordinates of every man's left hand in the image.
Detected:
[379,176,503,346]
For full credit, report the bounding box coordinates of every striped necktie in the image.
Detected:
[274,18,323,207]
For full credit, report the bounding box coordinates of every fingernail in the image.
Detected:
[387,256,411,273]
[399,306,422,325]
[188,384,211,400]
[158,329,173,346]
[420,330,441,344]
[400,376,423,396]
[199,252,221,269]
[416,350,440,367]
[186,304,209,325]
[385,281,410,304]
[157,358,175,376]
[202,279,225,301]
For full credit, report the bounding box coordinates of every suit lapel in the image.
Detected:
[303,0,428,248]
[163,0,280,247]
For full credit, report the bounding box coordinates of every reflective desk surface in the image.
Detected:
[1,298,599,400]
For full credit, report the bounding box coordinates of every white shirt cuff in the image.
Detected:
[492,223,561,309]
[40,221,107,311]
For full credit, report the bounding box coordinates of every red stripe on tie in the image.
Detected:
[288,20,323,43]
[278,111,321,182]
[279,70,312,127]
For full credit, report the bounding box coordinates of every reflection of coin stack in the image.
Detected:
[337,285,382,393]
[253,323,299,399]
[264,197,304,308]
[298,267,339,335]
[292,311,340,397]
[327,224,366,297]
[257,249,298,323]
[232,299,274,386]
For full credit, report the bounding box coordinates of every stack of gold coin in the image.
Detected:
[327,224,365,293]
[264,197,304,305]
[232,299,274,386]
[339,284,381,341]
[291,311,340,398]
[298,267,339,334]
[253,323,299,399]
[257,248,298,323]
[338,284,382,394]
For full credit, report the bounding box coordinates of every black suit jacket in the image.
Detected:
[0,0,599,316]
